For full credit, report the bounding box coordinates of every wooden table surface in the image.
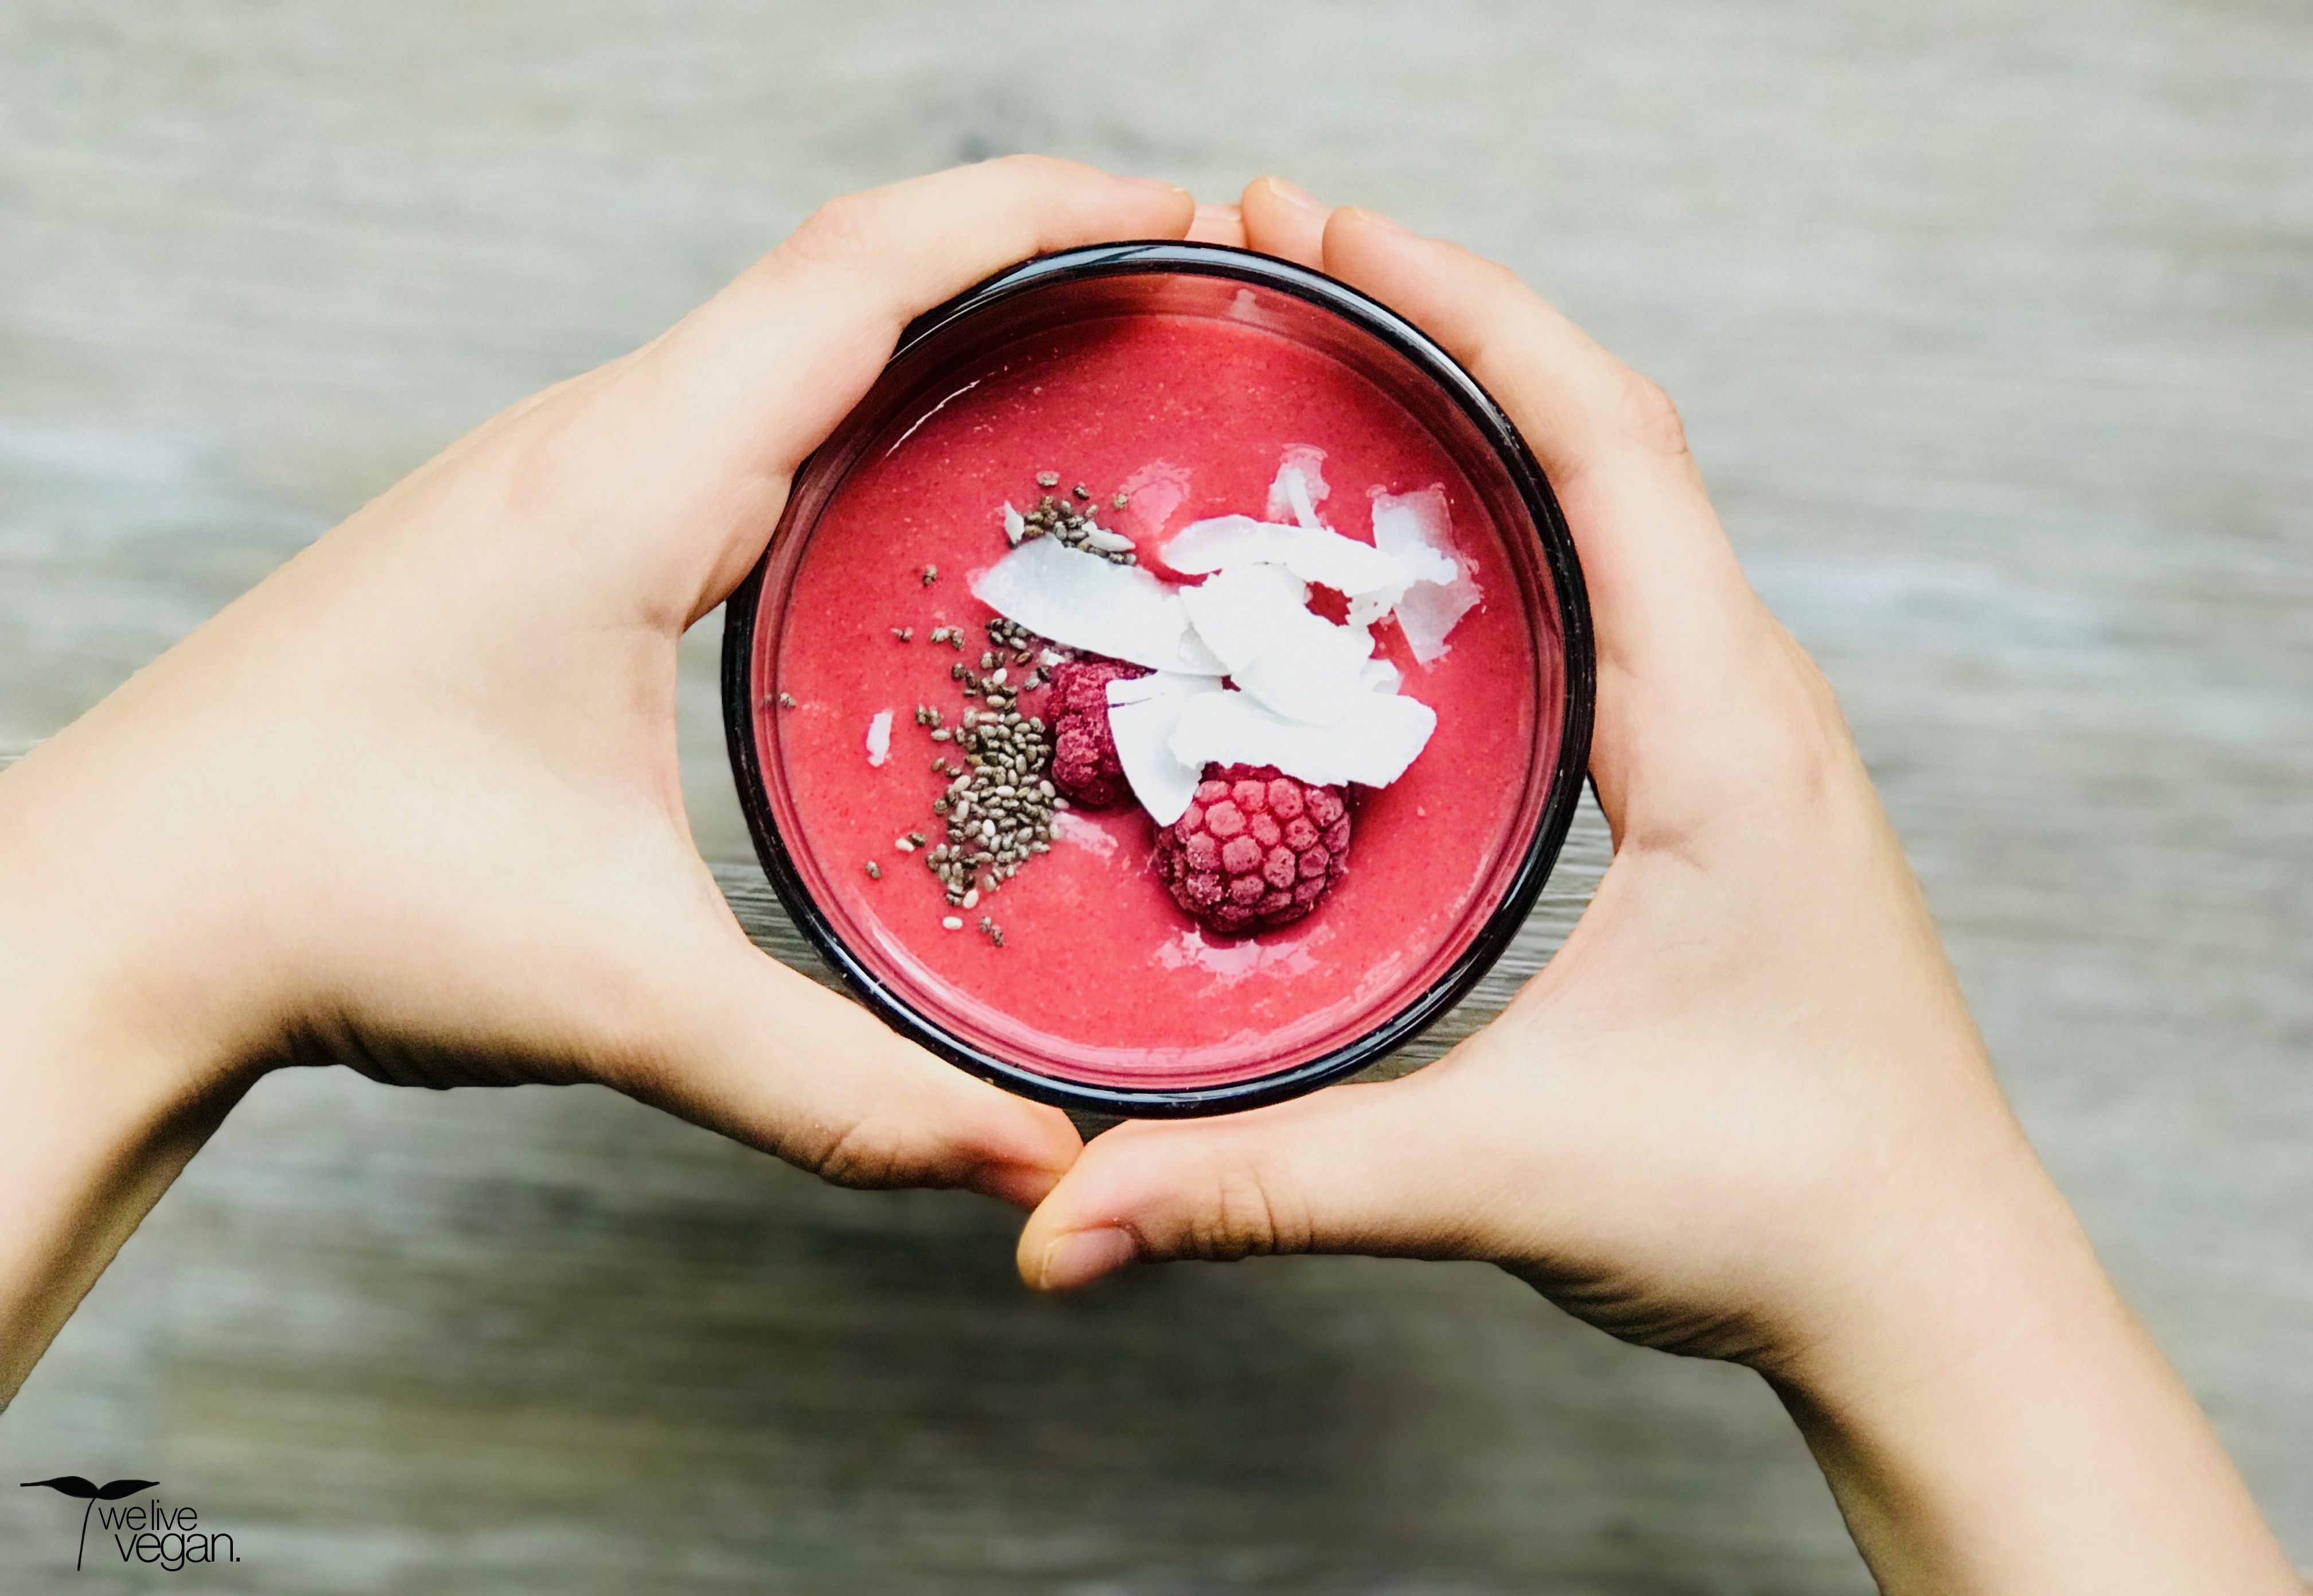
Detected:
[3,2,2308,1590]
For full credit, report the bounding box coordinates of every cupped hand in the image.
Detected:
[0,158,1192,1210]
[1017,180,2305,1593]
[1020,177,2049,1368]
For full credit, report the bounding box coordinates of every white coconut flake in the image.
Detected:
[1361,657,1402,695]
[1162,515,1408,597]
[1230,613,1378,726]
[1265,451,1330,523]
[1177,565,1310,674]
[1279,465,1324,532]
[1105,672,1223,826]
[1002,501,1027,545]
[971,535,1223,674]
[1395,575,1481,663]
[865,709,893,766]
[1371,486,1480,663]
[1178,563,1380,725]
[1170,688,1437,788]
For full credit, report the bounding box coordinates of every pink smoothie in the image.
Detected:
[752,309,1555,1091]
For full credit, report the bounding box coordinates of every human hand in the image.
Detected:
[1031,173,2020,1363]
[1018,178,2300,1594]
[0,158,1194,1398]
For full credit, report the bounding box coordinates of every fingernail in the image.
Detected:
[1262,177,1325,214]
[1123,175,1191,197]
[1037,1227,1138,1290]
[1340,205,1409,235]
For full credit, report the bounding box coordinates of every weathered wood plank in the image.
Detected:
[5,3,2308,1585]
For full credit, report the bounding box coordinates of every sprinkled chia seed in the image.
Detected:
[776,692,796,708]
[887,567,1070,940]
[1035,470,1060,488]
[1006,489,1137,566]
[1112,491,1129,509]
[921,565,939,586]
[942,916,964,931]
[865,861,881,879]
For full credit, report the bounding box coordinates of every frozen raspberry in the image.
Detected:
[1152,764,1351,936]
[1045,656,1150,809]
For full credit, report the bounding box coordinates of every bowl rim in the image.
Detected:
[721,240,1595,1118]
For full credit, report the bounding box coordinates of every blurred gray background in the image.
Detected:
[3,1,2308,1590]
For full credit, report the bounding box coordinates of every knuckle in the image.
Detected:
[811,1113,919,1190]
[1738,621,1867,809]
[1617,369,1691,460]
[784,191,885,266]
[1476,254,1528,298]
[981,150,1063,181]
[1188,1161,1310,1262]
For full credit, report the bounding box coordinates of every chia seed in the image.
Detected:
[1006,488,1137,567]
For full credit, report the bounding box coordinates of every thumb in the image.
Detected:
[626,928,1084,1210]
[1016,1062,1510,1289]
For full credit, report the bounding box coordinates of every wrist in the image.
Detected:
[0,743,262,1401]
[1765,1159,2296,1594]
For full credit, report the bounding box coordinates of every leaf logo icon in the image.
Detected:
[21,1477,160,1568]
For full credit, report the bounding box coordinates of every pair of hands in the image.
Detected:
[0,159,2293,1593]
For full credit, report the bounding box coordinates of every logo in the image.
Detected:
[18,1478,240,1572]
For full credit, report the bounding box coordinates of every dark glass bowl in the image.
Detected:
[722,242,1593,1117]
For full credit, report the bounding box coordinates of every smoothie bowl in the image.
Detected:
[722,243,1593,1116]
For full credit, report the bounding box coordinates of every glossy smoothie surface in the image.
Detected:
[759,307,1549,1088]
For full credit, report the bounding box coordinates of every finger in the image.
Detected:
[1185,201,1248,248]
[1321,208,1705,505]
[1017,1066,1506,1289]
[665,157,1193,481]
[1239,176,1329,267]
[634,932,1084,1209]
[1316,208,1809,837]
[527,159,1191,621]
